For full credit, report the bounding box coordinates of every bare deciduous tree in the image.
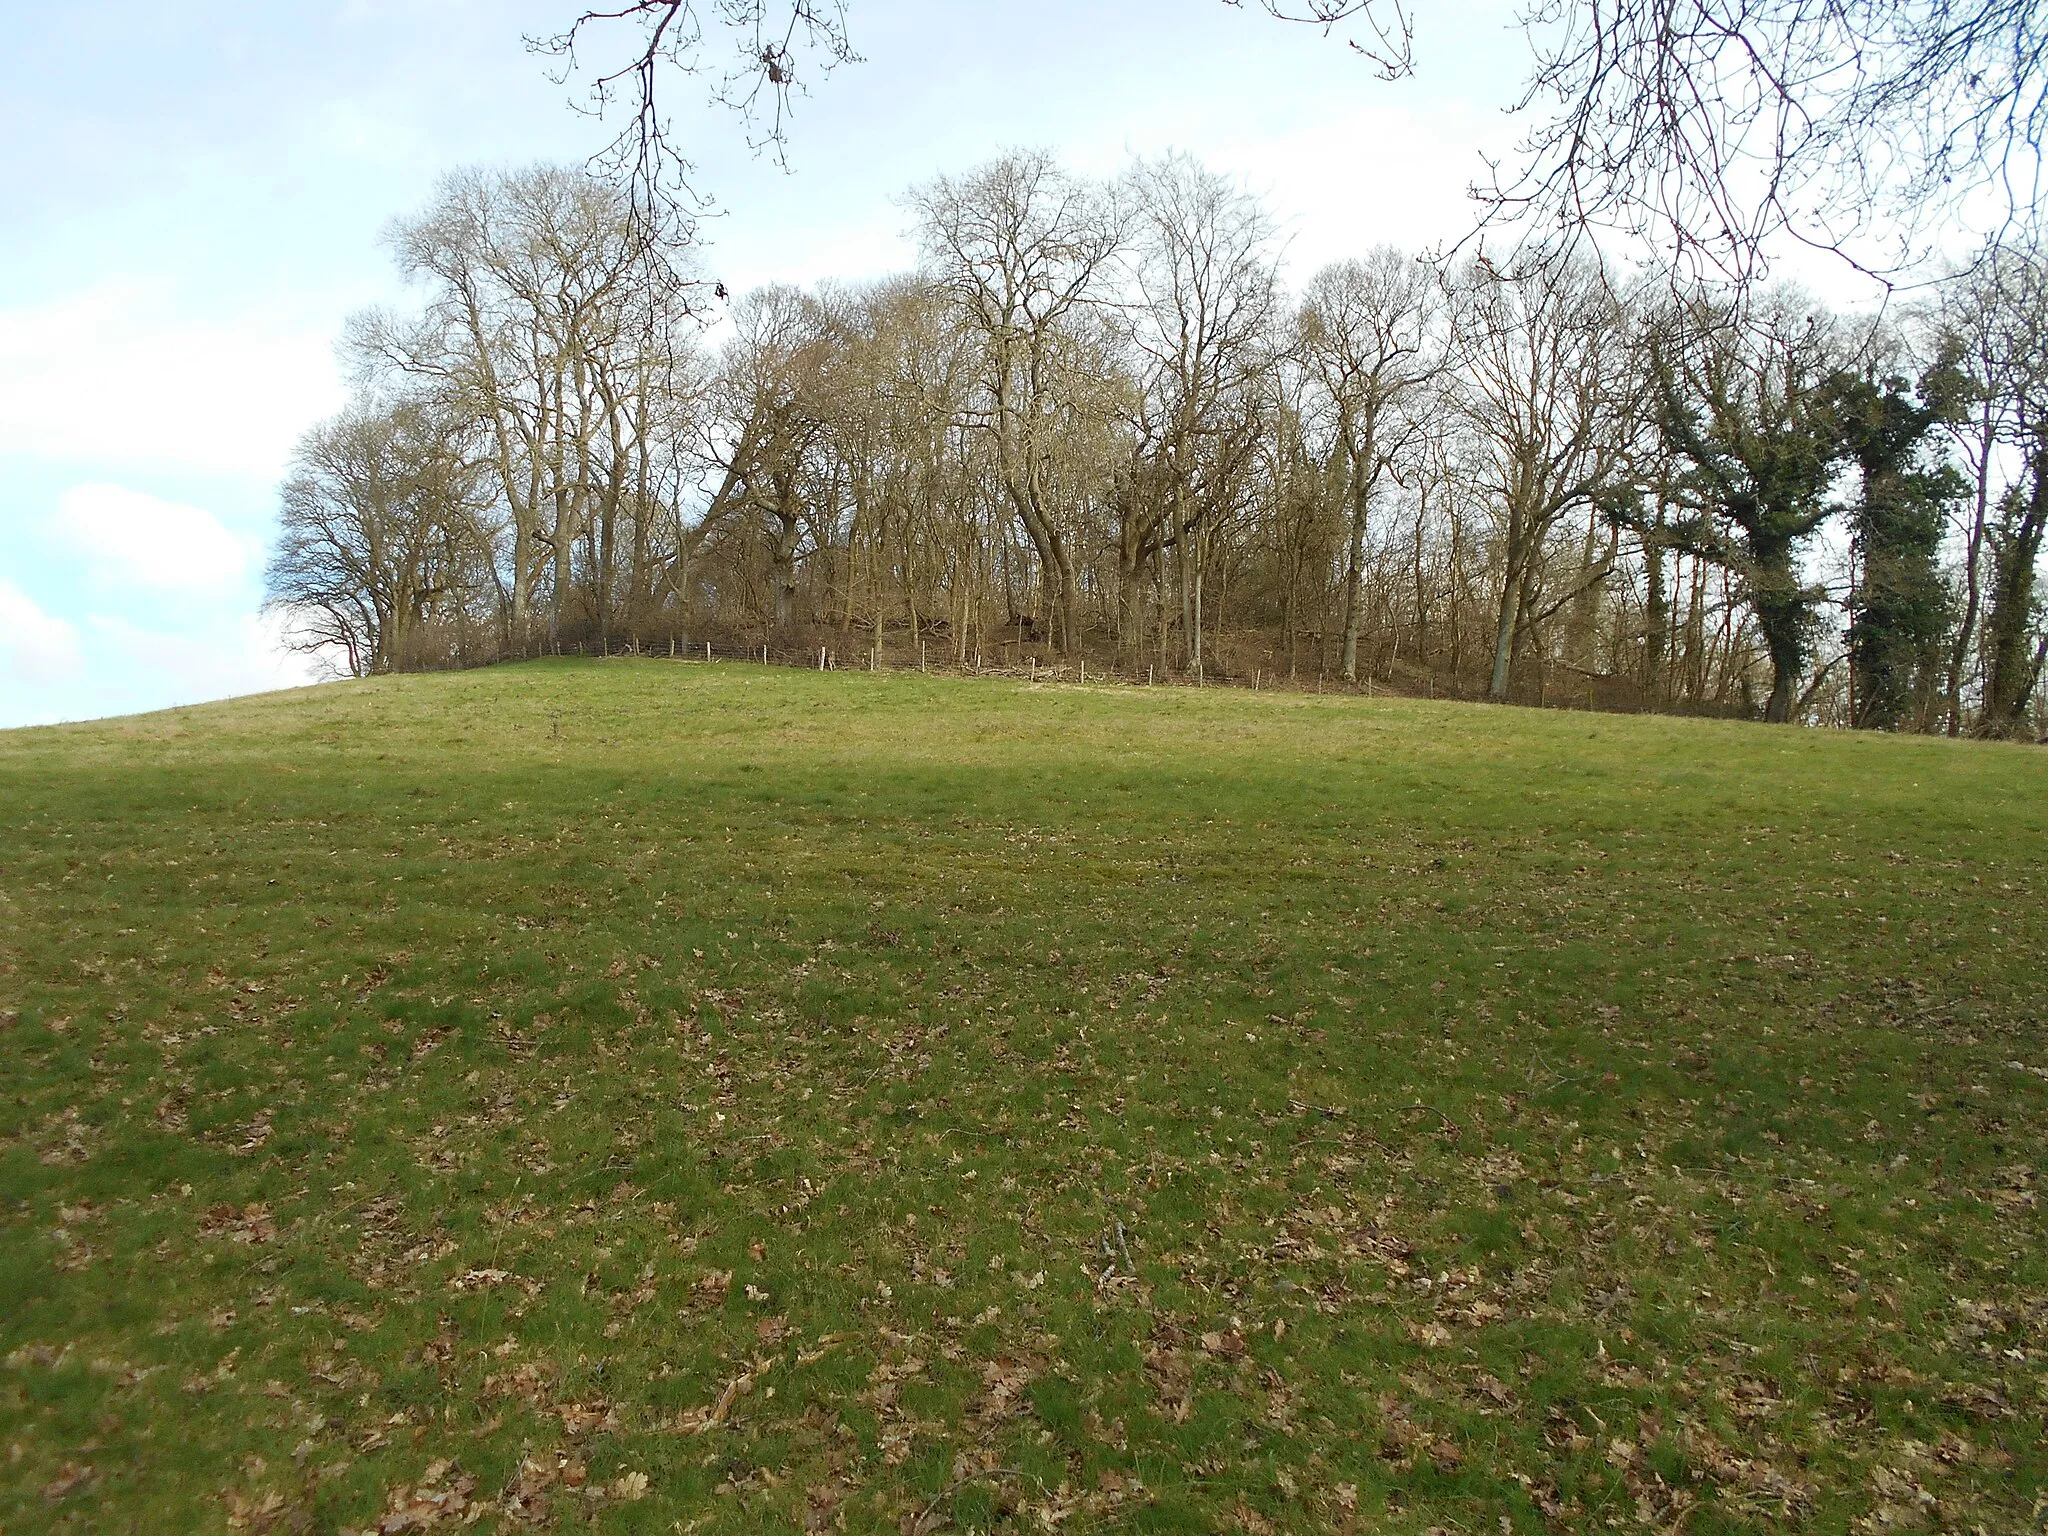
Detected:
[357,166,700,650]
[280,150,2046,731]
[912,153,1124,654]
[1446,256,1635,701]
[268,401,490,676]
[1298,249,1438,681]
[1118,155,1281,675]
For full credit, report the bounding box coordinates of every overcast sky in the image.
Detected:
[0,0,1889,728]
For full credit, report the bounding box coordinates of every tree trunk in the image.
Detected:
[1944,402,1996,735]
[1117,530,1146,654]
[1981,455,2048,732]
[1644,536,1669,701]
[1756,583,1806,723]
[768,503,802,633]
[1338,446,1369,683]
[1411,500,1430,672]
[1487,565,1522,702]
[550,481,574,648]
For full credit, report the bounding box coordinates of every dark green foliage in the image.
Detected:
[1830,368,1964,731]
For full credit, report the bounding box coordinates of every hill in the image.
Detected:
[2,661,2044,1533]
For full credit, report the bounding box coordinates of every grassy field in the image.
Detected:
[2,661,2044,1536]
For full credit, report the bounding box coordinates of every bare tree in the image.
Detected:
[267,401,490,675]
[696,284,838,632]
[1492,0,2048,280]
[532,1,856,237]
[1946,249,2048,732]
[838,277,987,658]
[1298,249,1438,681]
[1117,155,1282,674]
[359,166,697,651]
[1447,256,1635,701]
[1254,0,2048,281]
[303,145,2014,726]
[912,153,1124,654]
[1922,267,2011,732]
[544,0,2048,280]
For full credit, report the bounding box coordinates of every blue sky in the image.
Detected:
[0,0,1875,728]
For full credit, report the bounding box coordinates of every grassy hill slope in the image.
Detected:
[3,661,2044,1534]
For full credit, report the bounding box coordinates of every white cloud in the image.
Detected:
[0,581,82,685]
[54,482,253,598]
[0,601,328,731]
[0,279,346,478]
[85,610,326,706]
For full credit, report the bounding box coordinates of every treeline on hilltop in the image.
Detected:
[267,156,2048,736]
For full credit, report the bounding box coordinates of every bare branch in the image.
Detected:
[529,1,858,243]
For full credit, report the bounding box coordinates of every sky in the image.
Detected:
[0,0,1890,729]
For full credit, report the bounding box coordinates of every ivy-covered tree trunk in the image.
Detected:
[1981,461,2048,733]
[1834,371,1960,731]
[1642,521,1670,700]
[1750,542,1810,724]
[1851,515,1952,730]
[1646,304,1844,725]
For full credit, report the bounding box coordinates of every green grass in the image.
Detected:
[2,660,2043,1535]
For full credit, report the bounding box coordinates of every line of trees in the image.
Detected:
[267,157,2048,736]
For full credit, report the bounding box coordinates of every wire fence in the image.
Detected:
[382,629,1959,724]
[503,631,1574,708]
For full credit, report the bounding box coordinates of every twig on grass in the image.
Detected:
[1397,1102,1461,1136]
[909,1467,1048,1535]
